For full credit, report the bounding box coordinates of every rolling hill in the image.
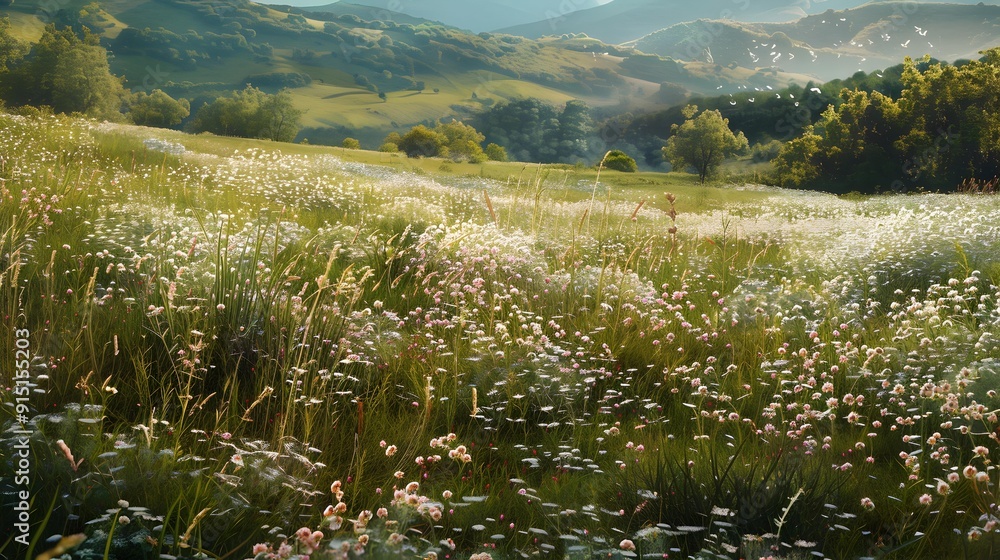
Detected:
[498,0,820,43]
[499,0,1000,44]
[293,0,612,33]
[0,0,811,147]
[632,2,1000,82]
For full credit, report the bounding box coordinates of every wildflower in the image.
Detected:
[860,497,875,511]
[385,444,397,457]
[919,494,932,506]
[252,544,270,555]
[386,533,405,547]
[974,446,990,458]
[619,539,636,551]
[442,490,453,500]
[55,440,83,471]
[118,515,130,525]
[947,472,960,483]
[231,454,244,467]
[377,508,388,518]
[937,480,951,495]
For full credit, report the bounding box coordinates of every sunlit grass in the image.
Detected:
[2,112,1000,560]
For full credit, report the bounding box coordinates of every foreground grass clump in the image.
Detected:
[2,113,1000,560]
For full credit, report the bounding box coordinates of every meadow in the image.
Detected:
[2,112,1000,560]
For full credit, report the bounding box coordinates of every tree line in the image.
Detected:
[0,20,301,142]
[773,50,1000,193]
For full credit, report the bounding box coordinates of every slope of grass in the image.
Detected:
[1,0,820,146]
[4,112,1000,560]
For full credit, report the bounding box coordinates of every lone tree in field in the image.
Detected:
[663,105,748,183]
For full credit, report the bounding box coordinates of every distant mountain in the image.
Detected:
[499,0,1000,44]
[633,2,1000,81]
[275,2,431,26]
[498,0,815,43]
[296,0,612,32]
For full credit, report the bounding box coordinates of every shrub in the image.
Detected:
[603,150,638,172]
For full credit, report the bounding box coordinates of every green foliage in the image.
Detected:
[749,139,783,163]
[3,25,126,120]
[398,124,446,158]
[435,120,485,162]
[342,137,361,149]
[190,86,301,142]
[474,98,595,164]
[772,128,822,188]
[0,16,26,73]
[773,50,1000,193]
[128,89,190,129]
[554,99,593,163]
[244,72,312,89]
[602,150,637,173]
[664,106,748,183]
[484,142,507,162]
[378,142,398,153]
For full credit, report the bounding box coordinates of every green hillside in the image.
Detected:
[633,2,1000,82]
[0,0,811,147]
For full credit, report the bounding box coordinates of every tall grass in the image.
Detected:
[2,113,1000,560]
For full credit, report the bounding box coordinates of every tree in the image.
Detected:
[379,142,398,153]
[475,98,560,163]
[342,137,361,149]
[602,150,637,172]
[555,100,593,162]
[398,125,445,158]
[128,89,190,128]
[663,105,748,183]
[0,17,27,74]
[772,128,822,188]
[256,89,302,142]
[383,131,402,146]
[484,143,507,162]
[4,25,126,119]
[435,120,485,161]
[190,86,301,142]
